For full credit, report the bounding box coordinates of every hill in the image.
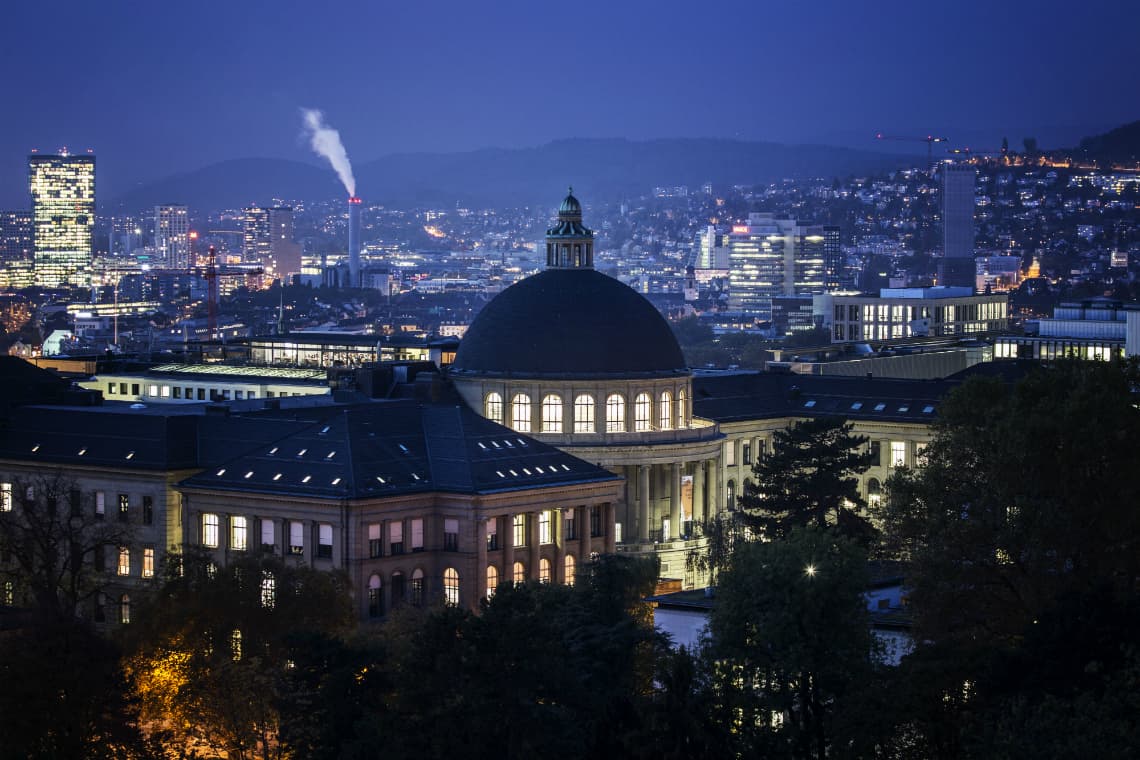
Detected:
[1077,120,1140,162]
[110,138,915,212]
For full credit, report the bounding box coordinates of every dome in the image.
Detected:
[558,187,582,217]
[450,268,688,379]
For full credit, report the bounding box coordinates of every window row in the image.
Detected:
[366,517,454,557]
[485,390,687,434]
[485,554,578,597]
[91,545,156,578]
[366,567,452,616]
[724,437,768,467]
[106,383,310,401]
[200,514,334,559]
[0,483,155,526]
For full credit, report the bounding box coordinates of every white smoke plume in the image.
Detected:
[300,108,356,197]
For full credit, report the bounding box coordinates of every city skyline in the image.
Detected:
[1,0,1138,207]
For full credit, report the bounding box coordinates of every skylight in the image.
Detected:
[326,450,336,459]
[301,475,311,483]
[268,447,278,455]
[923,405,935,413]
[874,403,886,411]
[850,402,863,410]
[297,448,308,457]
[273,473,282,481]
[31,444,39,452]
[898,405,909,413]
[77,448,87,456]
[216,468,226,476]
[125,451,135,460]
[376,475,386,484]
[804,400,816,408]
[331,477,341,485]
[244,471,254,479]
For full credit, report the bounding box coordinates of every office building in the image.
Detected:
[29,150,95,287]
[694,225,729,271]
[817,287,1008,343]
[154,205,190,270]
[727,213,827,321]
[939,164,976,289]
[823,225,843,291]
[0,210,33,263]
[242,206,299,278]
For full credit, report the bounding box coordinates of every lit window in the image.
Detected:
[202,513,219,548]
[410,568,425,607]
[867,478,882,509]
[390,522,404,554]
[513,561,526,585]
[0,483,10,512]
[539,510,551,544]
[443,567,460,606]
[289,521,304,555]
[513,514,526,547]
[368,523,382,557]
[486,565,499,598]
[143,548,155,578]
[891,441,907,468]
[95,490,104,518]
[634,393,652,432]
[659,391,672,430]
[118,493,129,522]
[120,594,131,625]
[231,516,248,551]
[677,390,687,427]
[541,395,563,433]
[117,547,130,576]
[261,571,276,609]
[261,519,274,549]
[564,554,576,586]
[484,392,503,422]
[444,518,459,551]
[368,574,382,617]
[318,523,333,559]
[511,394,532,433]
[539,557,551,584]
[606,394,625,433]
[231,629,242,661]
[567,394,593,434]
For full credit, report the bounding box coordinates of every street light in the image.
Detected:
[804,564,817,578]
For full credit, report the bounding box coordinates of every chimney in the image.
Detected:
[348,196,362,287]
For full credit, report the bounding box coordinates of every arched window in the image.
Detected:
[659,391,672,430]
[119,593,131,625]
[726,479,736,511]
[443,568,460,606]
[511,393,532,433]
[539,557,551,584]
[260,571,276,609]
[484,392,503,422]
[867,478,882,509]
[368,574,382,617]
[486,565,499,598]
[564,554,576,586]
[410,568,425,607]
[574,394,595,433]
[513,561,526,585]
[541,394,563,433]
[391,571,405,606]
[677,389,687,428]
[634,393,652,432]
[606,394,625,433]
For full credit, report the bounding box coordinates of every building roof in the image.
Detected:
[450,268,688,379]
[180,400,620,499]
[693,371,956,424]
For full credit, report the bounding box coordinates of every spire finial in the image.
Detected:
[568,185,573,196]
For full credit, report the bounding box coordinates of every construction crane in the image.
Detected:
[875,133,950,170]
[947,146,1007,158]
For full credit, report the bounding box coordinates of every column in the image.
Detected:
[553,510,566,585]
[578,505,592,560]
[715,456,724,517]
[502,515,515,585]
[475,518,488,602]
[638,465,650,542]
[604,503,616,554]
[669,462,681,541]
[528,511,540,581]
[694,459,707,524]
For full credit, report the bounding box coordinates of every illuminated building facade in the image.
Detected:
[0,210,33,263]
[154,205,190,269]
[29,150,95,287]
[727,213,828,320]
[242,206,298,277]
[817,287,1008,342]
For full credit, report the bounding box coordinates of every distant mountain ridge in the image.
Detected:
[109,138,915,212]
[1078,120,1140,161]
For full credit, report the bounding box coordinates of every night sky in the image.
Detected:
[1,0,1137,206]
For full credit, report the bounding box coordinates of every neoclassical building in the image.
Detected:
[449,191,724,580]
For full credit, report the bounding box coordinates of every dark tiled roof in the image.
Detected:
[450,268,687,379]
[181,401,619,499]
[693,371,957,424]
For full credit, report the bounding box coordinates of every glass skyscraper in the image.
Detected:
[29,150,95,287]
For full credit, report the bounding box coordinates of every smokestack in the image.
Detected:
[348,196,362,288]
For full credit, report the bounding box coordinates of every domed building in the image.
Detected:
[450,190,724,581]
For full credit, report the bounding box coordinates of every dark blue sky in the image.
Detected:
[1,0,1137,205]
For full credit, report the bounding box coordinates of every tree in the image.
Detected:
[704,528,878,759]
[685,512,743,587]
[123,549,354,759]
[880,361,1140,649]
[738,416,876,542]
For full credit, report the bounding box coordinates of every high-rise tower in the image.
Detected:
[727,213,828,320]
[348,196,362,287]
[29,149,95,287]
[939,164,976,290]
[155,204,190,269]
